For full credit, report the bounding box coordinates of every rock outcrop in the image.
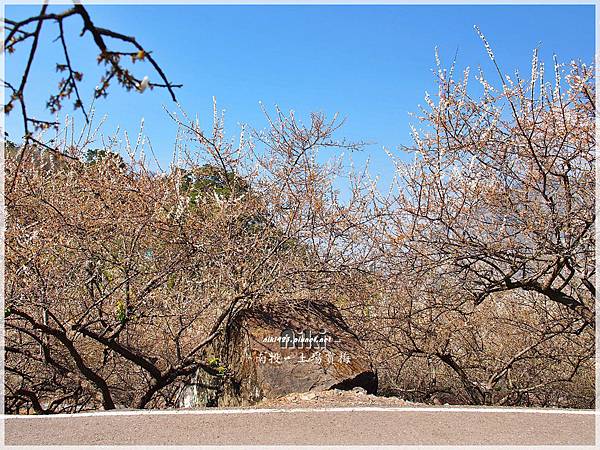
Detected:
[177,300,377,407]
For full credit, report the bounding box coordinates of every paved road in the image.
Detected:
[4,406,596,446]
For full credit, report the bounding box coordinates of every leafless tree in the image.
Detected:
[4,100,376,412]
[358,33,595,407]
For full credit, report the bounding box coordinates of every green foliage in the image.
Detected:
[85,148,126,171]
[102,268,114,283]
[180,164,249,205]
[166,275,176,290]
[115,299,127,324]
[207,356,220,367]
[362,305,371,318]
[206,357,227,376]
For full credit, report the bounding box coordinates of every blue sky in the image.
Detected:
[4,4,595,187]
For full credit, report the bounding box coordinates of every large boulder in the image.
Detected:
[177,300,377,407]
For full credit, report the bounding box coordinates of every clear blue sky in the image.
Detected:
[4,4,595,188]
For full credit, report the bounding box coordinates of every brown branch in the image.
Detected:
[8,4,48,197]
[11,308,116,410]
[57,18,89,122]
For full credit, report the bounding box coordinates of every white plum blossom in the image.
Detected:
[138,76,150,93]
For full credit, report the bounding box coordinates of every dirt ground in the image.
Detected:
[256,387,421,408]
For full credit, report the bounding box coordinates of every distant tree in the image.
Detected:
[85,148,127,171]
[180,164,250,204]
